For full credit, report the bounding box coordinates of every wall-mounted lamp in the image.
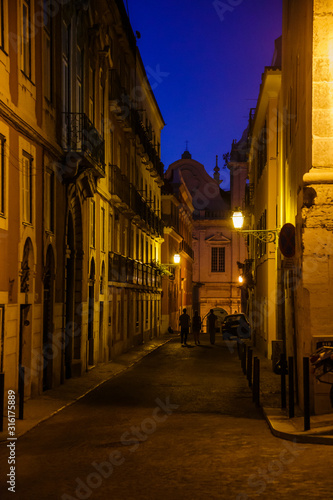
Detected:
[173,253,181,265]
[232,209,279,244]
[238,275,244,284]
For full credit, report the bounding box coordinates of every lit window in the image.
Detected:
[211,247,225,273]
[22,152,32,223]
[22,0,31,78]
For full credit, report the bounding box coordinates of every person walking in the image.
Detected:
[207,309,217,345]
[192,311,202,345]
[179,308,191,346]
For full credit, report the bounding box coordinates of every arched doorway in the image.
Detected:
[99,261,105,362]
[203,307,228,334]
[19,238,34,398]
[65,213,75,379]
[43,246,55,390]
[88,258,95,366]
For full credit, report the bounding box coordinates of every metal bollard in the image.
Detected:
[0,373,4,432]
[19,366,25,420]
[242,343,247,375]
[303,357,310,431]
[288,357,295,418]
[237,340,240,359]
[247,348,253,387]
[281,352,287,409]
[253,357,260,407]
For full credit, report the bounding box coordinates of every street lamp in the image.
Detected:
[231,209,279,243]
[173,253,181,264]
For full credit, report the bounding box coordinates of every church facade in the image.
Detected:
[164,149,247,332]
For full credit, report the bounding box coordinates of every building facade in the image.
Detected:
[165,151,247,332]
[161,168,194,332]
[246,51,281,361]
[245,1,333,414]
[0,0,164,400]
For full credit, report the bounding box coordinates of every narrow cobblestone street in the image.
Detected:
[1,336,333,500]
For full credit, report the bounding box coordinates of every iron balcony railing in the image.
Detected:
[63,112,105,174]
[179,240,194,260]
[108,77,164,181]
[108,252,162,288]
[109,164,164,237]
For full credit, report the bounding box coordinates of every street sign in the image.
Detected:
[279,223,295,258]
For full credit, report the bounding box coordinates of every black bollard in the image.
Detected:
[288,357,295,419]
[242,344,247,375]
[0,373,4,432]
[19,366,25,420]
[247,348,253,387]
[281,352,287,409]
[253,357,260,407]
[303,357,310,431]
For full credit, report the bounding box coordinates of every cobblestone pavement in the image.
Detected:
[1,335,333,500]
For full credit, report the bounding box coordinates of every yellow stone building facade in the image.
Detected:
[0,0,164,399]
[246,1,333,413]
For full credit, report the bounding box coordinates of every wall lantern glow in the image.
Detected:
[232,210,245,229]
[232,209,279,244]
[238,275,244,284]
[173,253,181,264]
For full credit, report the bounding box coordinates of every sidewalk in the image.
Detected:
[0,335,172,443]
[248,343,333,445]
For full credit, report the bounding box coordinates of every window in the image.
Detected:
[62,21,70,114]
[90,200,95,248]
[108,212,112,252]
[257,210,267,258]
[211,247,225,273]
[101,207,105,252]
[0,305,4,372]
[0,135,5,215]
[257,122,267,181]
[22,152,32,223]
[99,69,104,137]
[76,46,83,113]
[22,0,31,78]
[43,1,53,102]
[45,170,54,232]
[0,0,4,50]
[89,65,95,123]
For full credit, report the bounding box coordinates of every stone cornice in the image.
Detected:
[0,99,63,160]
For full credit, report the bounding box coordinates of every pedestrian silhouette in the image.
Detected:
[207,309,217,345]
[192,311,202,345]
[179,308,191,345]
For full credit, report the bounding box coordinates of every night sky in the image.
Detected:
[127,0,282,190]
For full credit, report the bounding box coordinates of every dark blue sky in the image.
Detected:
[127,0,282,190]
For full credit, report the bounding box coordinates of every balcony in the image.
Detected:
[109,164,131,208]
[108,165,164,237]
[179,240,194,260]
[63,112,105,179]
[108,252,162,288]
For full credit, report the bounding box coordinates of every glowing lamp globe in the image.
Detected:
[173,254,181,264]
[232,211,244,229]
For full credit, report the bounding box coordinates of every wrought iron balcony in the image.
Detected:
[179,240,194,260]
[108,165,164,237]
[63,112,105,177]
[108,252,162,288]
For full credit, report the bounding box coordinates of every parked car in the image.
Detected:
[222,313,251,340]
